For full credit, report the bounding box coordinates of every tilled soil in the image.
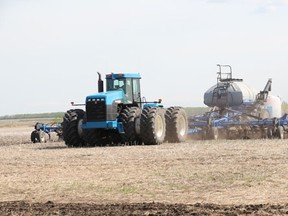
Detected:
[1,201,288,215]
[1,125,288,215]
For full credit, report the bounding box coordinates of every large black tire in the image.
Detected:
[119,107,142,144]
[31,130,40,143]
[140,106,166,145]
[62,109,87,147]
[165,106,188,143]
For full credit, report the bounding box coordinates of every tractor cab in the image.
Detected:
[105,73,141,106]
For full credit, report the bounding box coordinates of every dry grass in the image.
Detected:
[0,124,287,205]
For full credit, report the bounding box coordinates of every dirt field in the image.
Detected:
[0,122,288,215]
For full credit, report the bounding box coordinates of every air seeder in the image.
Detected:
[63,73,188,147]
[188,64,287,140]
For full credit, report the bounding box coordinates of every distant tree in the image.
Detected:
[0,112,64,120]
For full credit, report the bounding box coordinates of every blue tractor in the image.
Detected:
[62,72,188,147]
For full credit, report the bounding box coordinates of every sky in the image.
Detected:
[0,0,288,116]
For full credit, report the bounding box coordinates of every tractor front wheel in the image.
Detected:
[62,109,87,147]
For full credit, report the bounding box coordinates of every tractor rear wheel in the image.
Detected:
[119,107,142,144]
[140,106,166,145]
[165,106,188,143]
[62,109,87,147]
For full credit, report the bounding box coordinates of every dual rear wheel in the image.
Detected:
[122,106,188,145]
[165,106,188,143]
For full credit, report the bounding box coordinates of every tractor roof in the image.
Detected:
[106,73,141,79]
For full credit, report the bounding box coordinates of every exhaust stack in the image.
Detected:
[97,72,104,93]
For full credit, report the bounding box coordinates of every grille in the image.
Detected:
[86,98,106,121]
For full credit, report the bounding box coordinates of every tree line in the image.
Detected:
[0,112,65,120]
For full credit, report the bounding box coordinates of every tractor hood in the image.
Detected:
[85,90,124,123]
[86,90,124,105]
